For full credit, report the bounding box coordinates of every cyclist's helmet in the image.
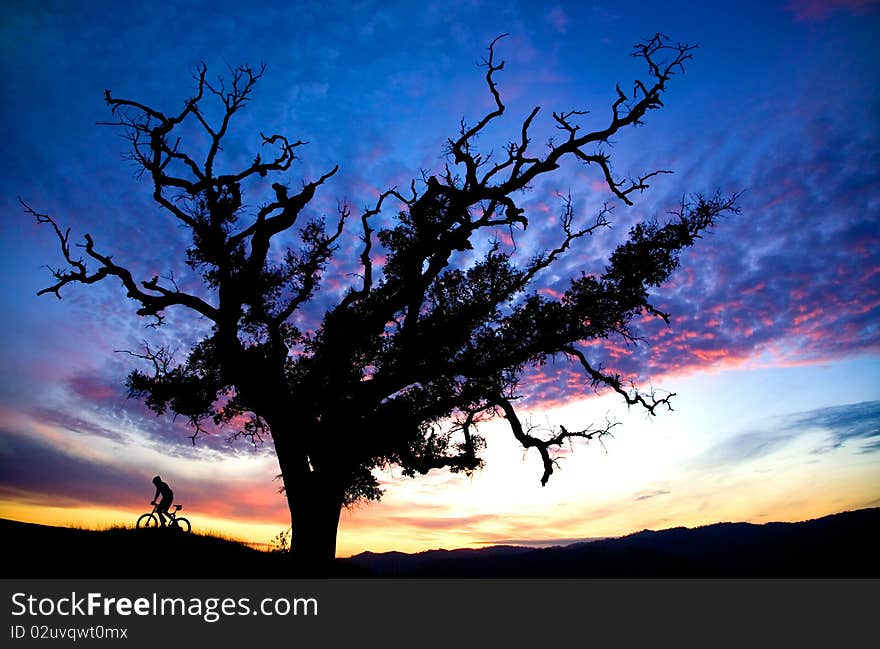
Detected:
[152,475,161,484]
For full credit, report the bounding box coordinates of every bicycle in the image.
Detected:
[136,503,191,533]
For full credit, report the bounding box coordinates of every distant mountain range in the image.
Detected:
[3,507,877,578]
[347,507,880,577]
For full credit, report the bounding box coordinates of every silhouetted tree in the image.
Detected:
[26,34,738,563]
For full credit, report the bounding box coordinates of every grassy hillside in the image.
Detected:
[0,519,363,578]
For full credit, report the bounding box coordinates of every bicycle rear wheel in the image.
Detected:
[172,517,191,533]
[137,513,159,529]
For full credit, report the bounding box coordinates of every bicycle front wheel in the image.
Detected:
[172,517,191,533]
[137,513,159,529]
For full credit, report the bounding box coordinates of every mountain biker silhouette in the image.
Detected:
[151,475,174,527]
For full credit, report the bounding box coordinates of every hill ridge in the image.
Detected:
[347,507,880,577]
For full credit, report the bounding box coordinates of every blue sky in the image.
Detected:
[0,0,878,554]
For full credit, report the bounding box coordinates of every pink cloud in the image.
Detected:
[692,348,731,363]
[787,0,880,20]
[538,287,563,299]
[66,374,123,403]
[546,6,570,33]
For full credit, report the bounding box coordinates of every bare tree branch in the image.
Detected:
[340,187,414,309]
[449,33,509,189]
[273,200,348,324]
[521,196,612,284]
[115,343,176,378]
[24,199,219,323]
[494,394,617,485]
[563,345,675,415]
[439,33,697,208]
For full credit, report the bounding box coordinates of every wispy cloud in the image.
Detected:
[691,401,880,470]
[634,489,672,502]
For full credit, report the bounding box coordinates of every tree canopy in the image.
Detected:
[27,33,738,563]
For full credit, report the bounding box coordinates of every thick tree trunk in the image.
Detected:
[287,476,344,564]
[271,422,344,567]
